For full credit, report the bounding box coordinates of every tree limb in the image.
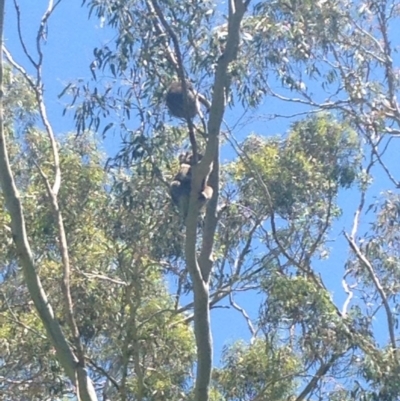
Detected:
[0,3,97,400]
[344,232,397,358]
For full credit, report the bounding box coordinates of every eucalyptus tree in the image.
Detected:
[1,0,400,400]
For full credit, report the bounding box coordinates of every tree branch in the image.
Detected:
[344,232,397,357]
[149,0,198,156]
[0,3,97,400]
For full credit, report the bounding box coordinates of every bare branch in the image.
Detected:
[87,358,120,391]
[376,3,398,111]
[12,0,38,68]
[0,15,98,401]
[12,1,85,378]
[36,0,62,71]
[294,353,344,401]
[367,131,400,188]
[3,46,61,194]
[32,159,87,373]
[229,293,256,337]
[1,293,46,339]
[341,271,356,316]
[79,272,128,286]
[3,46,36,88]
[0,4,97,400]
[149,0,198,156]
[344,232,397,356]
[350,153,375,240]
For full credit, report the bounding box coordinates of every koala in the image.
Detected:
[170,152,213,219]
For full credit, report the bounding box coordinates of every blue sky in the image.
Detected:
[4,0,400,365]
